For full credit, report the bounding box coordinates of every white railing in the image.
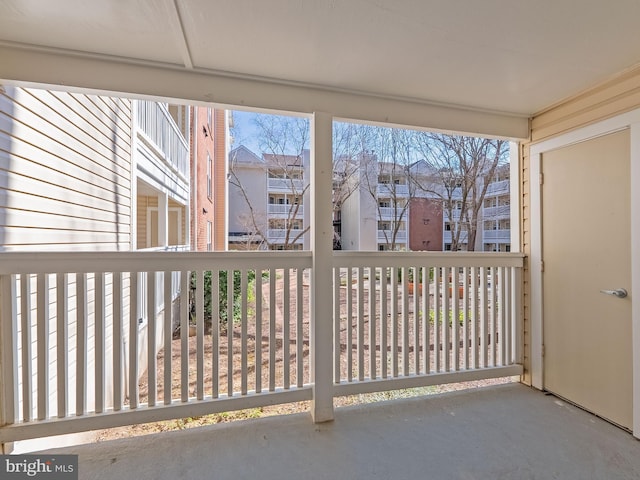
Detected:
[0,251,312,442]
[134,101,189,179]
[378,230,407,243]
[443,231,469,244]
[378,207,404,219]
[483,205,510,219]
[267,178,305,191]
[267,229,305,242]
[443,209,462,221]
[377,183,409,197]
[331,252,523,396]
[0,251,523,442]
[267,204,304,216]
[485,179,509,196]
[483,230,511,241]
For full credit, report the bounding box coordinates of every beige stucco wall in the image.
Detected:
[519,64,640,385]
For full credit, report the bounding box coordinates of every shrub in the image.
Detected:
[189,270,256,330]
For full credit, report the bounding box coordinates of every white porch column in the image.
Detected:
[158,192,168,248]
[310,112,334,422]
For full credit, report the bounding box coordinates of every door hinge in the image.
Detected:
[539,172,544,185]
[542,344,545,357]
[541,260,544,272]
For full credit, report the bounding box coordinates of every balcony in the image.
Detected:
[377,229,407,243]
[267,178,305,192]
[134,101,189,181]
[483,205,510,219]
[443,230,469,244]
[443,209,462,221]
[377,183,409,197]
[266,229,305,244]
[377,206,404,219]
[485,179,510,196]
[267,204,304,217]
[483,229,511,242]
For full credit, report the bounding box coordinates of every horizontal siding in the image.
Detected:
[531,65,640,142]
[0,86,132,251]
[520,65,640,385]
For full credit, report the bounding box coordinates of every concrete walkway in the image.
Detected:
[42,384,640,480]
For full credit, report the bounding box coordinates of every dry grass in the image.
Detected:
[95,273,516,442]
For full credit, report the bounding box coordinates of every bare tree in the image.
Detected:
[228,114,310,250]
[414,133,508,251]
[331,122,368,249]
[359,126,422,251]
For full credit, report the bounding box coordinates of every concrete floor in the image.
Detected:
[41,384,639,480]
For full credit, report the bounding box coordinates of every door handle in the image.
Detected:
[599,288,628,298]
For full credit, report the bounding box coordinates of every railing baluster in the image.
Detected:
[442,267,450,372]
[297,268,304,388]
[413,267,420,375]
[422,267,430,374]
[147,272,156,407]
[36,274,49,420]
[480,267,488,368]
[333,267,341,384]
[241,269,249,394]
[228,269,235,395]
[20,274,32,421]
[95,273,105,414]
[369,266,377,380]
[56,273,68,419]
[452,267,459,372]
[391,267,398,377]
[380,267,388,379]
[433,267,440,372]
[113,272,122,411]
[269,268,276,392]
[500,267,511,365]
[513,266,523,365]
[180,270,189,403]
[196,270,204,400]
[253,269,261,394]
[128,273,138,409]
[163,270,172,405]
[1,275,18,426]
[401,267,409,376]
[357,266,365,381]
[490,267,497,367]
[346,267,353,382]
[76,273,87,417]
[471,266,478,369]
[462,267,469,370]
[283,268,290,389]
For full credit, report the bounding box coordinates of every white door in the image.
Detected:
[542,129,632,429]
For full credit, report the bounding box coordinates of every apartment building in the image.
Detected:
[481,164,511,252]
[228,145,310,250]
[339,153,510,252]
[190,106,227,251]
[340,155,406,251]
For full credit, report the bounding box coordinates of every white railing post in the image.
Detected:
[310,112,334,422]
[0,275,17,430]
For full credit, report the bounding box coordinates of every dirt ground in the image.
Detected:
[95,272,515,442]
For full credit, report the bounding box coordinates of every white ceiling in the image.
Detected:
[1,0,640,124]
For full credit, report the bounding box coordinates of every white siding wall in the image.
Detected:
[228,166,267,237]
[0,86,133,450]
[0,86,132,251]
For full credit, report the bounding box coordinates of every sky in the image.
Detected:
[229,110,262,155]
